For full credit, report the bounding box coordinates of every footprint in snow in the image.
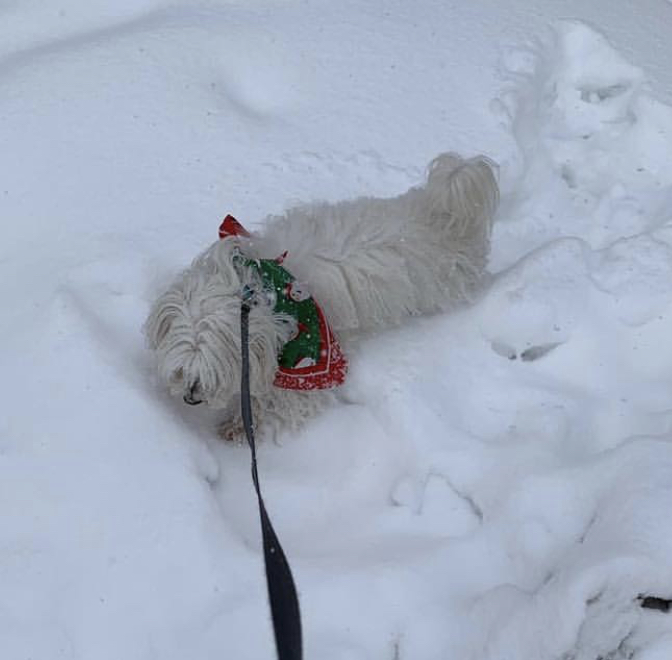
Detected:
[491,340,563,362]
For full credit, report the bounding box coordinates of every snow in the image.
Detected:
[3,2,672,659]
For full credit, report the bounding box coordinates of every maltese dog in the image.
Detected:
[145,153,499,438]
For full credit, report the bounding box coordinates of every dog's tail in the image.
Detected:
[423,152,499,293]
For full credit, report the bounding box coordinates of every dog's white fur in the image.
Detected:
[145,153,499,436]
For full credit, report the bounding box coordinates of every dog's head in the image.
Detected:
[145,239,296,409]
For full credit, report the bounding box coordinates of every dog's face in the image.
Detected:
[145,239,294,409]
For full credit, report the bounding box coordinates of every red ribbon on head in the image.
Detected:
[219,214,250,239]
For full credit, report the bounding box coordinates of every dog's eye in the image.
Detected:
[171,368,184,383]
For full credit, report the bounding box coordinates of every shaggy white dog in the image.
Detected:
[145,153,499,437]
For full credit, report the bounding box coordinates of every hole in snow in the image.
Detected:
[520,343,563,362]
[579,83,630,103]
[640,595,672,613]
[561,164,577,189]
[491,340,517,360]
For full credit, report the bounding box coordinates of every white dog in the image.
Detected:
[145,153,499,437]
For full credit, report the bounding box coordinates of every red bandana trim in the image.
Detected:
[273,303,348,390]
[218,215,348,391]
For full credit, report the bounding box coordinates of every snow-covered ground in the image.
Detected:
[3,2,672,659]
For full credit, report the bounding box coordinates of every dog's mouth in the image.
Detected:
[183,381,204,406]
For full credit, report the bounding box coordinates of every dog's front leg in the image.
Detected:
[217,387,335,441]
[216,393,267,442]
[264,387,335,435]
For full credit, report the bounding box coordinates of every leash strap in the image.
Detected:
[240,301,304,660]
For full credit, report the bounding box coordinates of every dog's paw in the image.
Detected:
[216,418,247,443]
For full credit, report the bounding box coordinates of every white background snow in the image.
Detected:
[3,1,672,659]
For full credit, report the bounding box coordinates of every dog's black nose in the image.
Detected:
[183,382,203,406]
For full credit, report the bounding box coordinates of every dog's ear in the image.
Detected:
[145,308,171,348]
[144,289,184,349]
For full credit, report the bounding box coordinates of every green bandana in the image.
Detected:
[220,214,347,391]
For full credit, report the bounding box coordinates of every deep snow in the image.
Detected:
[3,2,672,659]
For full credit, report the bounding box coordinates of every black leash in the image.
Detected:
[240,300,303,660]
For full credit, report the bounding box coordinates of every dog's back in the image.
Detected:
[259,153,499,334]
